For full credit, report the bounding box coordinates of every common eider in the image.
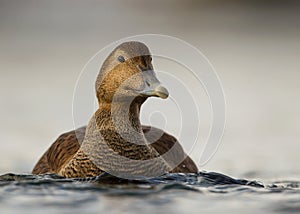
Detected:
[32,41,198,178]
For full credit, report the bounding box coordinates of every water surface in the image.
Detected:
[0,172,299,214]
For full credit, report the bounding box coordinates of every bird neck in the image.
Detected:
[80,96,171,177]
[96,97,145,136]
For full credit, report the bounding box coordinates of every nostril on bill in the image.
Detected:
[145,81,151,87]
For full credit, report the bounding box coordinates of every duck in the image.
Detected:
[32,41,198,178]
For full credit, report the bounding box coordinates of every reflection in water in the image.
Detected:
[0,172,299,213]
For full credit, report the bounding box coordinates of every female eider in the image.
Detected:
[32,41,198,178]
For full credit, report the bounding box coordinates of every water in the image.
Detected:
[0,172,299,214]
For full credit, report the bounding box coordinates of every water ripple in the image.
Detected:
[0,171,299,214]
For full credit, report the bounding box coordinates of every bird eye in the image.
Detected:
[149,57,152,62]
[118,55,125,63]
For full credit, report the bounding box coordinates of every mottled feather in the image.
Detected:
[32,126,198,175]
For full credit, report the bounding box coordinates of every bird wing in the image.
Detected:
[32,126,198,174]
[142,126,198,173]
[32,127,85,174]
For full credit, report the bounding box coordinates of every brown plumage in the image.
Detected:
[32,126,198,175]
[32,41,198,178]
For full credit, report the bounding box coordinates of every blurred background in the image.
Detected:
[0,0,300,181]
